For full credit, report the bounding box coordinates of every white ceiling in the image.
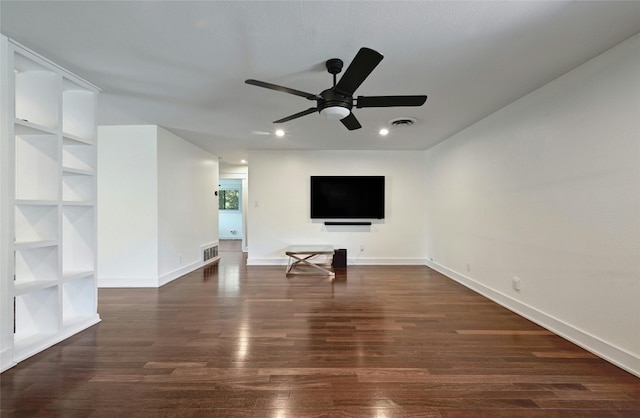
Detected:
[1,1,639,165]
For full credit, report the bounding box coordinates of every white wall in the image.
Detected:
[247,150,426,265]
[424,34,640,376]
[157,127,219,285]
[97,126,159,286]
[98,125,219,287]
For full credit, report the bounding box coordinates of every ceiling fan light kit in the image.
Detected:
[320,106,350,120]
[245,47,427,131]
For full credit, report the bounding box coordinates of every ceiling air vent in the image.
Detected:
[389,117,417,127]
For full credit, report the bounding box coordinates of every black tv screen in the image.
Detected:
[310,176,385,219]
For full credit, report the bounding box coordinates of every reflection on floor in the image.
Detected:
[2,244,639,417]
[219,239,242,252]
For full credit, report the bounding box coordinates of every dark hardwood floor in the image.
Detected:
[2,250,639,417]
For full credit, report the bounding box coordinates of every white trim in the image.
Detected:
[426,260,640,378]
[11,315,100,365]
[349,257,429,266]
[0,348,16,373]
[204,255,221,265]
[97,276,159,288]
[246,257,429,266]
[98,258,221,288]
[158,260,201,287]
[8,38,101,92]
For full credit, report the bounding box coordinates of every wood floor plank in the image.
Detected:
[2,253,639,417]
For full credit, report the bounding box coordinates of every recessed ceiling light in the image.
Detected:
[240,159,247,164]
[379,128,389,136]
[275,129,285,137]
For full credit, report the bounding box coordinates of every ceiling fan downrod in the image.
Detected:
[325,58,343,88]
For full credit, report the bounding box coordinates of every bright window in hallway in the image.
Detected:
[219,189,240,210]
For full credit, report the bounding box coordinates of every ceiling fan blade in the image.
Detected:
[334,47,383,96]
[273,107,318,123]
[340,112,362,130]
[356,95,427,108]
[245,79,318,100]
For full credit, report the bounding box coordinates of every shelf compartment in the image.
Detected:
[15,199,58,206]
[14,134,59,201]
[62,276,96,326]
[14,240,58,250]
[62,270,94,282]
[63,142,95,172]
[63,132,93,146]
[13,280,58,297]
[62,206,95,273]
[62,89,96,141]
[14,286,59,345]
[15,70,60,131]
[62,167,94,176]
[14,204,58,243]
[62,171,94,203]
[5,40,100,372]
[15,119,57,136]
[14,245,59,285]
[61,201,94,207]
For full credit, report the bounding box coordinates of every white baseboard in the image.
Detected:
[426,260,640,378]
[349,257,429,265]
[98,276,159,288]
[246,257,429,266]
[98,258,220,288]
[158,260,201,287]
[0,347,16,373]
[9,315,101,369]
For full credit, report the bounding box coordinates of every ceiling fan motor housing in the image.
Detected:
[318,88,353,119]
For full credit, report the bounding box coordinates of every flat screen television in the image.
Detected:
[310,176,385,219]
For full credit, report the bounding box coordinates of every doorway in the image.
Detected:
[218,171,247,252]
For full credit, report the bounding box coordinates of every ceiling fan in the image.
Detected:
[245,47,427,131]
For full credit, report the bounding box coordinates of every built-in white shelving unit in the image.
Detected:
[1,36,100,372]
